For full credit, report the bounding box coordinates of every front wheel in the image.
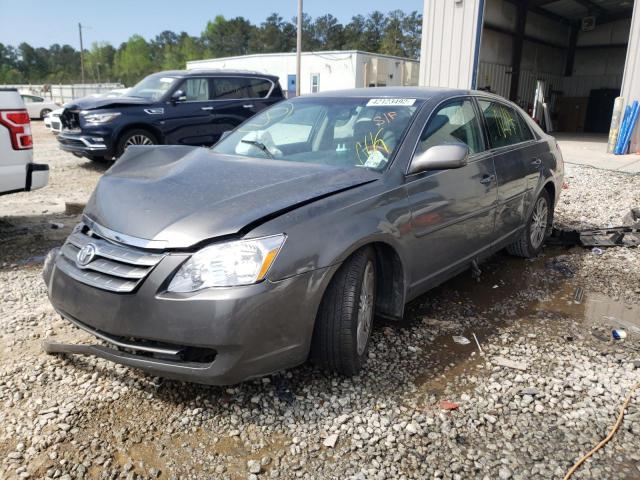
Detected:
[507,190,552,258]
[40,108,51,119]
[311,247,376,376]
[116,129,157,157]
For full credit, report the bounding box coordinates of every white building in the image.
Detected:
[187,50,419,96]
[419,0,639,142]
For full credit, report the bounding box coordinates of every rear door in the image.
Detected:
[405,97,498,292]
[163,77,217,146]
[477,99,539,242]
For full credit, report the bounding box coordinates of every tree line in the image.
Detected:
[0,10,422,86]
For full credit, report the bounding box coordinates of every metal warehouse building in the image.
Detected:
[187,51,419,97]
[420,0,639,143]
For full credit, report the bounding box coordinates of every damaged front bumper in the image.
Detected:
[42,245,336,385]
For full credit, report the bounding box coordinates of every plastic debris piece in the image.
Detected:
[439,400,460,410]
[612,329,627,340]
[493,356,528,371]
[323,433,339,448]
[592,247,604,255]
[452,335,471,345]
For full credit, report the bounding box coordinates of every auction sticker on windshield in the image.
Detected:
[366,98,416,106]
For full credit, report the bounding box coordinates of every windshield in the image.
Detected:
[212,97,422,171]
[127,75,178,101]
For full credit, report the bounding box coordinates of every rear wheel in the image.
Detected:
[116,129,157,157]
[311,247,376,376]
[40,108,52,119]
[507,190,552,258]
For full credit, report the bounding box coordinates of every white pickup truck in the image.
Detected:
[0,88,49,195]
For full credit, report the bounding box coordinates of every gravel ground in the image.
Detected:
[2,124,640,480]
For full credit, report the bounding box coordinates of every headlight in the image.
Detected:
[167,234,286,292]
[82,112,121,124]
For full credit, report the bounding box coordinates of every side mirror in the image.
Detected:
[170,90,187,103]
[408,144,469,175]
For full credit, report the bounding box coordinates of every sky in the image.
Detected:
[0,0,423,48]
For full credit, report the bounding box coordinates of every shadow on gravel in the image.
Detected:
[0,213,78,266]
[78,159,111,173]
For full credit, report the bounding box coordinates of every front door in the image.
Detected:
[405,97,498,293]
[163,77,218,145]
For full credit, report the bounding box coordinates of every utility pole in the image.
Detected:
[78,22,85,84]
[296,0,302,97]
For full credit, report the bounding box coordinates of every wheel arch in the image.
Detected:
[319,238,407,322]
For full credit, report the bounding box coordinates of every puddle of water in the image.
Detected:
[407,248,639,400]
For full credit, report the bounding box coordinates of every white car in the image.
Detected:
[20,94,61,120]
[44,107,64,134]
[0,88,49,195]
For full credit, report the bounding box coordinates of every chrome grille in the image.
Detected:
[57,228,165,293]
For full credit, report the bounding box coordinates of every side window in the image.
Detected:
[478,100,530,148]
[248,78,272,98]
[182,78,209,101]
[21,95,33,103]
[212,78,251,99]
[33,96,44,103]
[517,111,534,141]
[417,99,484,155]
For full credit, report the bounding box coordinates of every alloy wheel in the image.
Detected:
[124,134,154,148]
[356,260,375,356]
[530,196,548,249]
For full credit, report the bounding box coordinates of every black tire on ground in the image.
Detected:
[311,247,377,376]
[40,109,51,119]
[116,129,158,157]
[507,189,552,258]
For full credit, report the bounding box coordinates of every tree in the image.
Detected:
[85,42,116,83]
[363,11,387,54]
[343,15,367,51]
[202,16,254,57]
[313,14,344,51]
[113,35,154,85]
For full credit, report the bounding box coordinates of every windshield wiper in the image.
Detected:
[241,139,274,159]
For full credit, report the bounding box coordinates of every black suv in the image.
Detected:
[57,70,284,161]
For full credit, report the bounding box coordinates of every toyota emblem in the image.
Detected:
[76,244,96,267]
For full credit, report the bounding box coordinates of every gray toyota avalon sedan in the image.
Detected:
[43,87,564,385]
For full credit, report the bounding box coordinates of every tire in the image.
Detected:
[40,109,51,119]
[311,247,376,376]
[507,189,552,258]
[116,129,157,157]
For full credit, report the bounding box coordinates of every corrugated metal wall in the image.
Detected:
[419,0,484,88]
[477,61,623,108]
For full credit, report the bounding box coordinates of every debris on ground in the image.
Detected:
[546,226,640,248]
[323,434,339,448]
[493,356,528,371]
[612,329,628,340]
[452,335,471,345]
[439,400,460,411]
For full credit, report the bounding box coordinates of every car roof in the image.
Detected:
[149,70,280,81]
[310,86,512,104]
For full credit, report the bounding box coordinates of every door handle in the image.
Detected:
[201,106,214,111]
[242,104,254,109]
[531,158,542,166]
[480,174,496,185]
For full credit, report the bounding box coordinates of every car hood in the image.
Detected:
[84,146,379,249]
[63,96,153,111]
